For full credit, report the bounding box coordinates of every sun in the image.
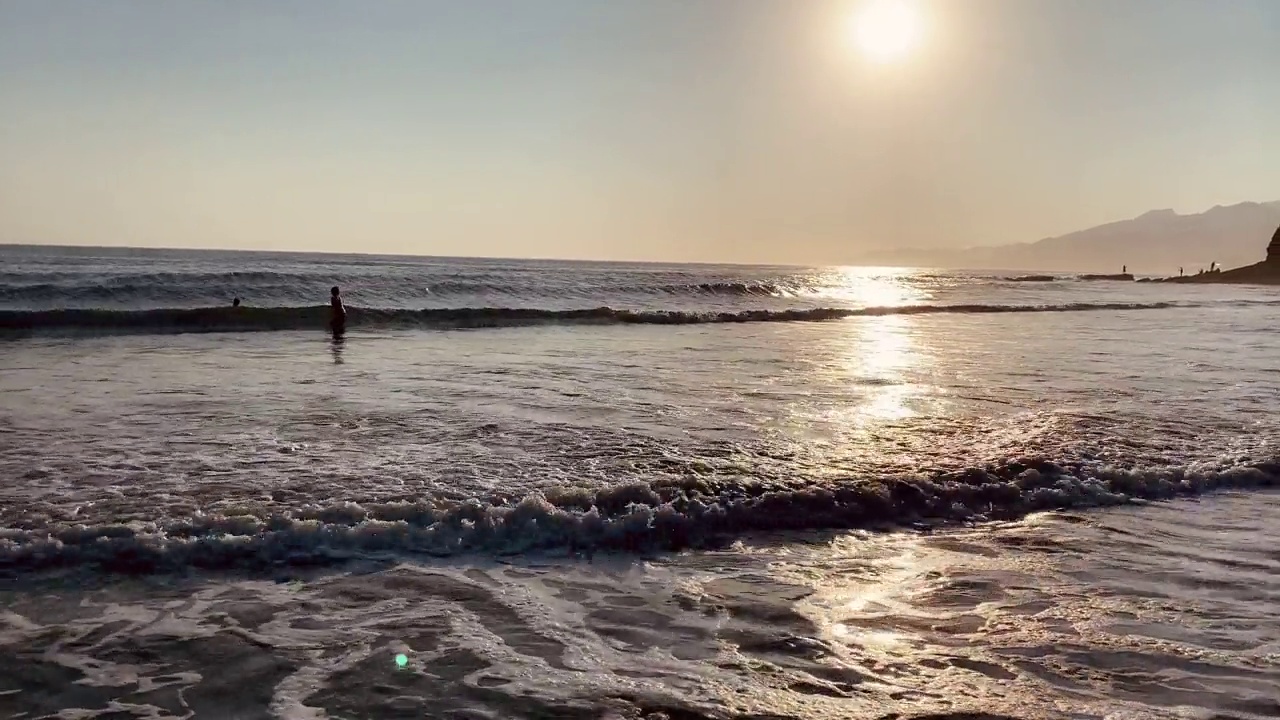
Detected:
[849,0,925,64]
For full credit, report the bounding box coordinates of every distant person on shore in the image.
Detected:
[1179,267,1184,277]
[1122,265,1127,274]
[330,286,346,337]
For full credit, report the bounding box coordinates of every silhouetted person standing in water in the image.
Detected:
[330,286,346,338]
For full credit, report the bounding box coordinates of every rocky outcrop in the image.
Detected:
[1079,273,1134,281]
[1153,223,1280,284]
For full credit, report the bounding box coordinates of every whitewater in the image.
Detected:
[2,244,1279,720]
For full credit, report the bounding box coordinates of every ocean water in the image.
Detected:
[2,244,1279,720]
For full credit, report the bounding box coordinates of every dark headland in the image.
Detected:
[1140,224,1280,284]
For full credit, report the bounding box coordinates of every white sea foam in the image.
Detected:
[2,459,1277,575]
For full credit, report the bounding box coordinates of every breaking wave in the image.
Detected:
[2,457,1277,576]
[0,301,1184,337]
[0,278,818,307]
[1004,275,1059,283]
[656,281,793,296]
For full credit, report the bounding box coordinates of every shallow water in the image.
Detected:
[1,248,1279,718]
[3,497,1278,719]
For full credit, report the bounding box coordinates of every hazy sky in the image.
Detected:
[2,0,1278,263]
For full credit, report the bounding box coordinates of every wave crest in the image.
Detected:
[0,301,1183,337]
[2,457,1276,575]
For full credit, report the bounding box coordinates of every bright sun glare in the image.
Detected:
[850,0,924,64]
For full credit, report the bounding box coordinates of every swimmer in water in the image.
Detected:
[330,286,346,337]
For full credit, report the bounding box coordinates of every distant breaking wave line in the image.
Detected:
[0,279,804,303]
[0,301,1199,337]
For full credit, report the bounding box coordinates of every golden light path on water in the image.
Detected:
[810,268,940,449]
[809,266,923,308]
[797,272,934,669]
[753,525,1047,716]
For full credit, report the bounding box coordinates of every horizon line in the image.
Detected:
[0,241,834,270]
[5,199,1273,268]
[0,243,1173,277]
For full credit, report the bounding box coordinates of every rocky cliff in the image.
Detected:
[1157,223,1280,284]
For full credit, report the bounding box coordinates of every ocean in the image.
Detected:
[1,244,1278,720]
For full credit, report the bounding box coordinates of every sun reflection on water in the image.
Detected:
[818,269,933,428]
[766,269,949,468]
[851,315,918,423]
[811,267,927,307]
[817,311,933,442]
[774,534,938,670]
[824,270,931,422]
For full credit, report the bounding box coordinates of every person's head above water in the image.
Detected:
[331,286,340,297]
[232,297,240,307]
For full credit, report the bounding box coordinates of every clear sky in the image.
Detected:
[2,0,1277,263]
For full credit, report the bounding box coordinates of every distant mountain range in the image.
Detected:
[854,201,1280,274]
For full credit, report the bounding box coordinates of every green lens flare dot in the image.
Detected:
[395,653,408,668]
